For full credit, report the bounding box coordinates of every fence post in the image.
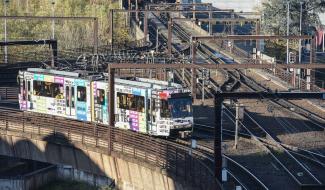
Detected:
[94,124,98,147]
[22,115,25,133]
[107,126,112,155]
[175,148,178,177]
[184,151,187,181]
[5,112,8,131]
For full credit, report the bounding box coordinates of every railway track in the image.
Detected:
[192,106,325,189]
[224,106,324,187]
[172,135,268,190]
[152,12,270,188]
[169,15,324,129]
[236,70,325,126]
[196,43,325,159]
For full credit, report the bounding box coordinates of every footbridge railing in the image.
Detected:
[0,108,221,190]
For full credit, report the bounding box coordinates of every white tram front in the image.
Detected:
[18,68,193,137]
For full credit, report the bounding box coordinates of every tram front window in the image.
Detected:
[165,97,192,118]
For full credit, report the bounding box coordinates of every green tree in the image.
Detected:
[262,0,325,35]
[0,0,128,52]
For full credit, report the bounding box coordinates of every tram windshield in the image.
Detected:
[161,97,192,118]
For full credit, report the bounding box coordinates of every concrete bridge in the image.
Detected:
[0,107,220,190]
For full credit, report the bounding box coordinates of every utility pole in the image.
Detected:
[135,0,138,22]
[193,0,196,20]
[51,0,55,39]
[191,40,197,98]
[323,32,324,52]
[156,28,159,52]
[144,6,148,43]
[4,0,9,64]
[202,75,205,105]
[167,20,172,56]
[209,5,213,35]
[234,103,244,149]
[299,2,303,63]
[109,10,114,50]
[234,104,240,149]
[201,69,208,105]
[286,1,290,66]
[298,2,303,89]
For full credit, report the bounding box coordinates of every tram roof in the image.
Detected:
[25,68,184,90]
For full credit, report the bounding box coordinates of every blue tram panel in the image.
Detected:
[18,69,194,137]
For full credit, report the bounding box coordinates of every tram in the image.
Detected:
[18,68,193,137]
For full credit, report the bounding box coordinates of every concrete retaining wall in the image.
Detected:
[0,133,191,190]
[57,165,112,187]
[0,179,23,190]
[0,165,56,190]
[23,165,57,190]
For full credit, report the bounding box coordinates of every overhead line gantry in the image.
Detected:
[106,63,325,184]
[109,8,261,48]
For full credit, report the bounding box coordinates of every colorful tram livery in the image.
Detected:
[18,68,193,137]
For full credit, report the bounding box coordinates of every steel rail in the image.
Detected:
[223,154,269,190]
[155,11,324,187]
[286,149,325,168]
[239,108,323,185]
[173,138,267,190]
[195,122,325,169]
[235,71,325,129]
[153,7,322,187]
[222,107,308,186]
[225,169,248,190]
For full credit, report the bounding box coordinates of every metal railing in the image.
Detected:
[0,108,222,190]
[0,87,18,100]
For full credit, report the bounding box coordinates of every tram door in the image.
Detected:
[26,79,32,109]
[65,85,76,116]
[94,88,106,124]
[20,77,32,110]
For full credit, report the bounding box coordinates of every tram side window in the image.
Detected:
[147,99,150,121]
[71,87,75,108]
[117,92,145,112]
[27,81,31,91]
[152,99,156,111]
[66,86,70,107]
[160,100,171,118]
[33,80,63,98]
[77,86,87,102]
[22,80,26,101]
[33,81,41,96]
[96,89,105,105]
[27,81,31,101]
